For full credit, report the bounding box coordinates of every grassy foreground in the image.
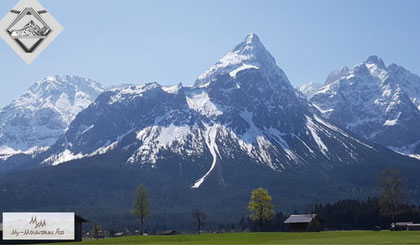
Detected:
[62,231,420,245]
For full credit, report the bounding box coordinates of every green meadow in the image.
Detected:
[62,231,420,245]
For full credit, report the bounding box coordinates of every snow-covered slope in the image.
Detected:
[325,66,350,85]
[194,34,290,90]
[298,82,323,99]
[35,34,399,190]
[0,75,105,158]
[309,56,420,156]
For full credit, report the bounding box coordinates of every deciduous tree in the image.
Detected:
[192,209,207,234]
[379,168,406,229]
[132,184,151,235]
[248,187,274,231]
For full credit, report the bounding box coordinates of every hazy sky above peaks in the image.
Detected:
[0,0,419,106]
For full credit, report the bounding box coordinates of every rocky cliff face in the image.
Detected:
[308,56,420,156]
[0,75,104,159]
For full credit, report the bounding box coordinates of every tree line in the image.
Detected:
[94,167,414,236]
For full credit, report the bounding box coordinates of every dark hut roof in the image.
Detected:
[75,215,89,223]
[161,230,176,235]
[284,214,318,224]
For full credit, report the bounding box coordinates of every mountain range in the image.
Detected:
[42,34,384,174]
[301,56,420,158]
[0,34,419,230]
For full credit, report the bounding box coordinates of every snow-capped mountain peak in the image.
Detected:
[365,55,386,70]
[308,56,420,156]
[194,33,287,88]
[0,75,105,156]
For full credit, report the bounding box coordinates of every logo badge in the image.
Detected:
[3,212,75,240]
[0,0,63,64]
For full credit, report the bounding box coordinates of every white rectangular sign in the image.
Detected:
[3,212,75,240]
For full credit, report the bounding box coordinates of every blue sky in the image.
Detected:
[0,0,419,107]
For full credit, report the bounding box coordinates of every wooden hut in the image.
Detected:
[284,214,322,232]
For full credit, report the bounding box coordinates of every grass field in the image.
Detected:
[62,231,420,245]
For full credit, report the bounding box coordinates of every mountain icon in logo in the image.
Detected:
[0,0,63,64]
[10,20,50,37]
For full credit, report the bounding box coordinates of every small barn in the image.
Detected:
[407,224,420,231]
[284,214,322,232]
[0,215,88,244]
[390,222,413,231]
[390,222,420,231]
[160,230,177,235]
